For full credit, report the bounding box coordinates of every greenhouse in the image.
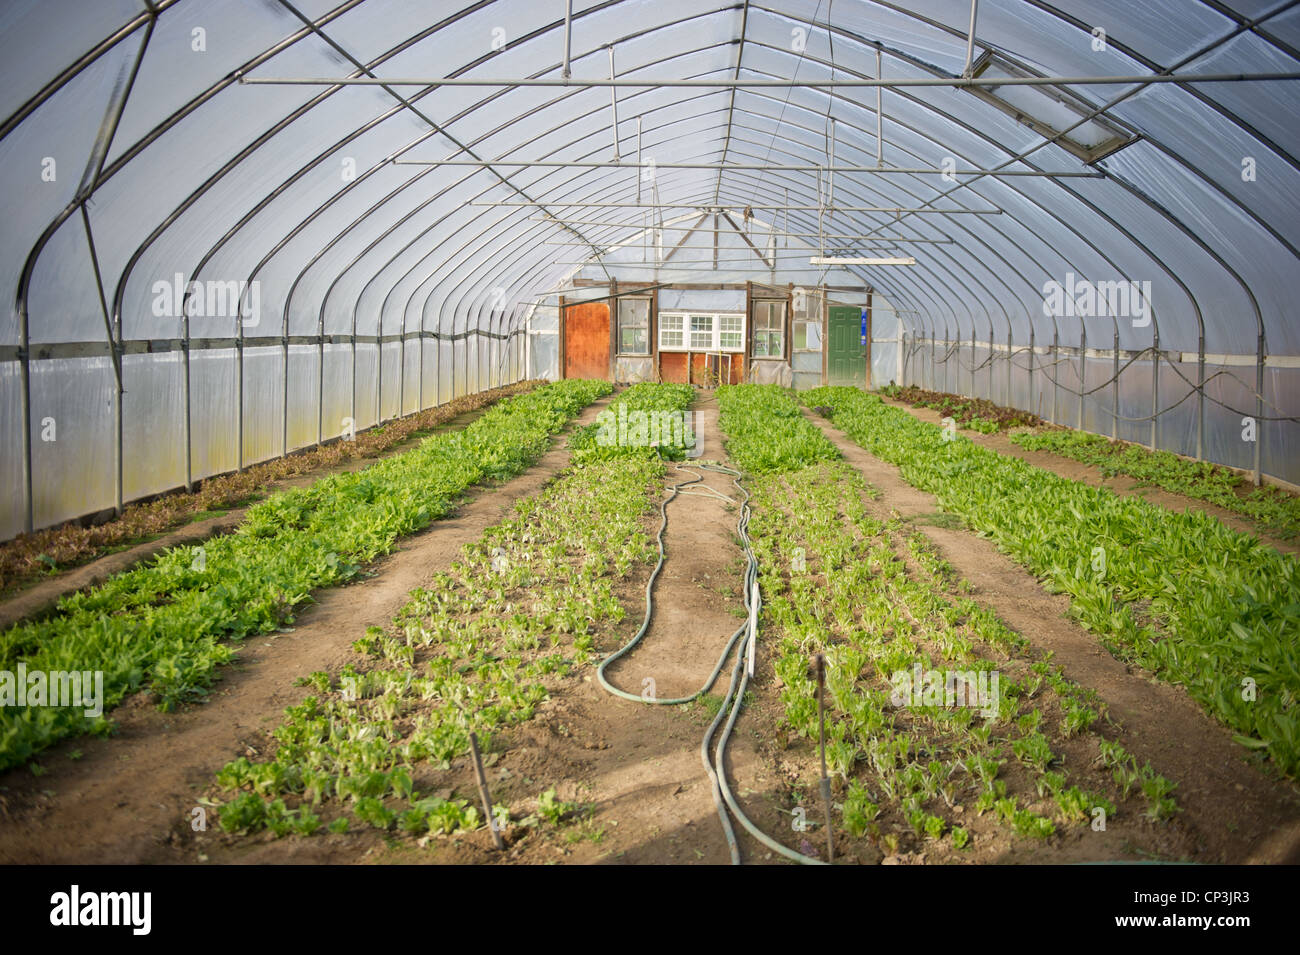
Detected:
[1,0,1298,881]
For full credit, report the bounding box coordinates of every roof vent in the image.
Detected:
[965,51,1136,163]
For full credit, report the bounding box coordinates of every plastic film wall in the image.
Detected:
[2,0,1299,543]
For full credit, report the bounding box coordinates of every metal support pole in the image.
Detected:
[1005,325,1012,408]
[1028,325,1035,415]
[236,327,245,471]
[962,0,980,78]
[81,206,123,518]
[814,653,834,863]
[18,329,32,533]
[394,159,1101,177]
[244,71,1300,88]
[1051,330,1058,425]
[876,49,883,167]
[468,732,505,851]
[828,118,836,211]
[398,318,407,422]
[561,0,573,80]
[1255,332,1265,486]
[539,227,957,240]
[1150,333,1159,451]
[281,306,290,459]
[1196,330,1205,461]
[607,45,620,161]
[970,324,977,398]
[1112,329,1120,439]
[317,310,326,446]
[988,318,995,404]
[943,319,951,394]
[471,202,1003,213]
[930,321,937,392]
[184,301,193,491]
[1078,326,1086,431]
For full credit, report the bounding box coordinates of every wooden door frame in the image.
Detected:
[559,294,567,378]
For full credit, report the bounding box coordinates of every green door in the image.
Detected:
[827,305,867,387]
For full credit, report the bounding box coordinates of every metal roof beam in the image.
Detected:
[241,71,1300,87]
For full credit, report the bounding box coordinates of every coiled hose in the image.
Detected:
[595,460,826,865]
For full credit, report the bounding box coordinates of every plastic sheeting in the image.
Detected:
[2,0,1299,540]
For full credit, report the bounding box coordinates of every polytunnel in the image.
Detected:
[3,0,1299,541]
[8,1,1300,882]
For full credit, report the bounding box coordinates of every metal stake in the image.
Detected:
[468,731,505,850]
[814,653,834,863]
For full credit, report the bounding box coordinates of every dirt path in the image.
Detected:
[0,396,610,864]
[0,403,499,631]
[881,397,1300,558]
[802,406,1300,863]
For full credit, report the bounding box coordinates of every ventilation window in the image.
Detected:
[966,51,1136,163]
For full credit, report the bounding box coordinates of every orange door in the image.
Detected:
[564,302,610,379]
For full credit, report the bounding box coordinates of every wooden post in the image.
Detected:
[609,278,618,382]
[785,282,793,363]
[651,286,660,381]
[744,281,754,381]
[865,289,873,389]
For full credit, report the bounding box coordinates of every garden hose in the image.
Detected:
[595,458,826,865]
[595,463,747,705]
[704,471,827,866]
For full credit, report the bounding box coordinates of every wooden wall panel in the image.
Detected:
[659,351,688,384]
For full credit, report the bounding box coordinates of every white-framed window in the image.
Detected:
[689,314,713,349]
[659,312,684,349]
[719,314,743,350]
[617,297,651,355]
[658,311,745,352]
[752,300,786,358]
